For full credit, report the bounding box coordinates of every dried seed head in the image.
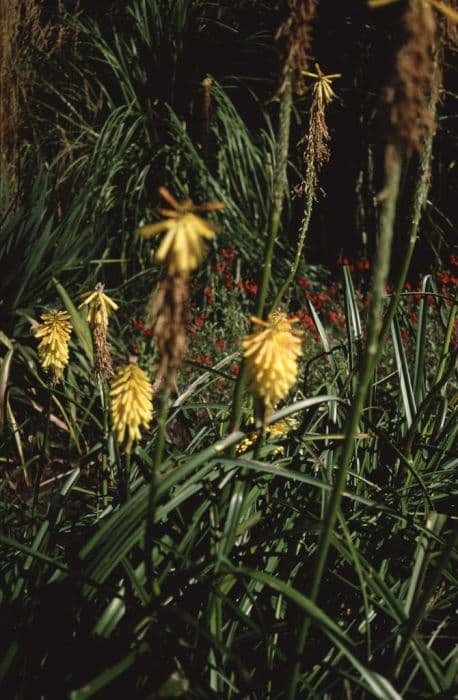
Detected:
[383,0,437,153]
[110,360,153,453]
[93,323,114,381]
[275,0,317,97]
[34,309,72,383]
[145,275,189,389]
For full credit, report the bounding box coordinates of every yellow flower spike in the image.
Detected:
[302,63,342,106]
[35,310,73,383]
[110,361,153,453]
[138,187,224,277]
[242,312,303,414]
[79,283,118,330]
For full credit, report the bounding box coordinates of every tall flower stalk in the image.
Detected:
[139,187,223,595]
[230,75,293,433]
[288,1,439,694]
[79,284,118,505]
[33,309,73,514]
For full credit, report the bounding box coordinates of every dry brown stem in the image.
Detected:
[93,324,114,381]
[296,89,330,196]
[275,0,317,97]
[146,275,189,389]
[384,0,437,154]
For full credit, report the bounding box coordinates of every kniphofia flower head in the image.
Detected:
[138,187,224,277]
[110,360,153,453]
[242,312,303,414]
[78,283,118,330]
[79,283,118,380]
[302,63,341,107]
[34,310,73,383]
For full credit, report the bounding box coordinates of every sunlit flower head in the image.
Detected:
[34,310,73,383]
[110,361,153,452]
[242,312,303,412]
[138,187,224,276]
[78,283,118,330]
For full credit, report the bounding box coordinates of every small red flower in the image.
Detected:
[230,363,239,376]
[204,355,212,366]
[195,354,203,365]
[216,339,225,351]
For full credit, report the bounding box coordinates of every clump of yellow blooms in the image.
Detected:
[242,312,303,414]
[34,310,73,383]
[138,187,224,277]
[110,361,153,453]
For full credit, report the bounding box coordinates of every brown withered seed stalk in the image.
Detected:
[384,0,436,155]
[275,0,317,97]
[146,275,189,389]
[296,88,331,196]
[93,324,114,381]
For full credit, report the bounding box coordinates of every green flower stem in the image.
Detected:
[99,379,110,508]
[230,76,293,433]
[256,76,293,320]
[272,174,314,312]
[144,383,170,597]
[33,382,52,524]
[377,79,438,356]
[288,142,403,699]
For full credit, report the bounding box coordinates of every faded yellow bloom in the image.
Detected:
[110,362,153,452]
[138,187,224,276]
[242,312,303,413]
[79,283,117,380]
[302,63,341,107]
[78,283,118,330]
[35,310,73,383]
